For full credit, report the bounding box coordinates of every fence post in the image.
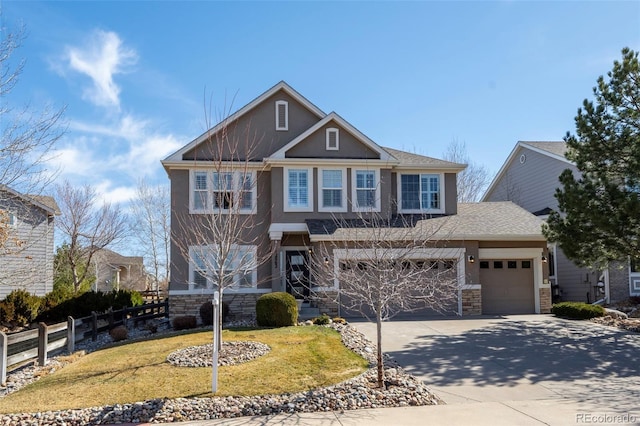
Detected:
[92,311,98,341]
[67,317,75,353]
[0,332,7,386]
[108,309,114,329]
[164,298,170,319]
[38,322,48,366]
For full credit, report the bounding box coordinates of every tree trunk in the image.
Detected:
[376,310,384,388]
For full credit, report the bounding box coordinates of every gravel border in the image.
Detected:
[0,322,443,425]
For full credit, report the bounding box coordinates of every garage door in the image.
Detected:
[480,259,535,314]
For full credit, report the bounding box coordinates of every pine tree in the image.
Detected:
[544,48,640,267]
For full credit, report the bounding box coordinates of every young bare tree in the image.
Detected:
[1,25,65,256]
[443,139,490,202]
[310,212,460,387]
[130,179,170,295]
[55,181,128,293]
[172,100,272,348]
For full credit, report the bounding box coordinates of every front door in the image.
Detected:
[285,250,309,300]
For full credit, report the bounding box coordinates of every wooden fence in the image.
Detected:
[0,299,169,386]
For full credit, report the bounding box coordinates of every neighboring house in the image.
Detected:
[162,82,550,320]
[91,248,148,293]
[0,185,59,299]
[483,141,637,303]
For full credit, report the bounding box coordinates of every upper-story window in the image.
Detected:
[319,168,347,212]
[275,100,288,131]
[326,128,339,151]
[190,170,256,214]
[285,167,313,212]
[352,169,380,212]
[7,212,16,226]
[399,173,442,213]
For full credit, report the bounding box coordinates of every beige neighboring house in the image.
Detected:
[483,141,638,304]
[162,81,551,320]
[91,248,148,293]
[0,185,59,299]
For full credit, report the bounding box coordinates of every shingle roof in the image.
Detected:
[308,202,545,242]
[29,195,60,215]
[383,147,466,169]
[520,141,568,158]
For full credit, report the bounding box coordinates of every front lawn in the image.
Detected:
[0,326,368,413]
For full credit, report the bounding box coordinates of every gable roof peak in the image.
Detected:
[162,81,326,164]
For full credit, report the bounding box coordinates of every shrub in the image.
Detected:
[551,302,605,320]
[109,325,128,342]
[0,301,15,324]
[4,289,41,325]
[172,315,197,330]
[256,292,298,327]
[109,289,144,309]
[312,314,331,325]
[199,299,230,326]
[332,316,346,325]
[38,289,144,323]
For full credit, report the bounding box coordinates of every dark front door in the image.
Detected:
[285,250,309,300]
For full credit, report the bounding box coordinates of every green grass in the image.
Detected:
[0,326,368,413]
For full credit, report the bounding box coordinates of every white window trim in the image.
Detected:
[275,100,288,131]
[318,168,347,213]
[326,127,339,151]
[630,257,640,296]
[188,244,259,292]
[397,172,445,214]
[284,166,314,212]
[351,168,381,213]
[5,212,17,227]
[189,170,257,215]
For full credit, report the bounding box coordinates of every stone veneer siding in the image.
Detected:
[539,287,551,313]
[313,292,340,318]
[608,262,630,302]
[170,293,263,323]
[461,289,481,316]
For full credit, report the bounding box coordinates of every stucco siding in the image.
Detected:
[182,90,321,162]
[285,121,380,159]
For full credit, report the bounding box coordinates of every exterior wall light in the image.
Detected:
[324,257,330,266]
[467,255,475,263]
[542,255,547,263]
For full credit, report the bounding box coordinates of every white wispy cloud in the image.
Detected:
[65,30,137,108]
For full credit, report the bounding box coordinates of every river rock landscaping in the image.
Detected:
[0,321,442,425]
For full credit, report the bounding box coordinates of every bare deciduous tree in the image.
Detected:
[55,181,128,293]
[443,139,491,202]
[173,100,272,348]
[0,25,65,256]
[130,179,170,295]
[310,212,460,387]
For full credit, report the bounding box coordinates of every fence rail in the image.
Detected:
[0,299,169,386]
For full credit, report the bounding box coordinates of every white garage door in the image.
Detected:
[480,259,535,314]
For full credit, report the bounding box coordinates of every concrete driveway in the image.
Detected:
[353,314,640,424]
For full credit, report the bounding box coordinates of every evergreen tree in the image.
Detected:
[544,48,640,267]
[53,243,95,298]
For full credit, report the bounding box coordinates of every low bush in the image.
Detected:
[172,315,197,330]
[199,299,230,326]
[312,314,331,325]
[4,289,41,326]
[37,290,144,323]
[0,301,15,324]
[551,302,605,319]
[109,325,128,342]
[332,317,347,325]
[256,292,298,327]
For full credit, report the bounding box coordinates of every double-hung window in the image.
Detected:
[319,169,346,212]
[190,170,256,214]
[353,169,380,212]
[285,168,313,212]
[400,173,442,212]
[189,245,257,290]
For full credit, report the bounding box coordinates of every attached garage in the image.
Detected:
[480,259,535,314]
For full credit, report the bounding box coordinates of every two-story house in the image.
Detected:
[163,82,550,320]
[0,185,59,299]
[483,141,637,304]
[91,248,148,293]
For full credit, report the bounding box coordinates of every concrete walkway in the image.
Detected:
[170,315,640,425]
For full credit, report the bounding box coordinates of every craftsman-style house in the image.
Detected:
[163,82,550,320]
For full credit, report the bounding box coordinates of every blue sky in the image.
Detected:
[3,1,639,205]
